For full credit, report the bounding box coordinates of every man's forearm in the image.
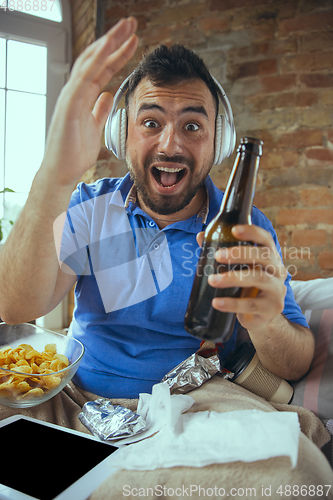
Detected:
[248,314,315,382]
[0,167,74,324]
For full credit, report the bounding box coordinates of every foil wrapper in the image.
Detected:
[79,398,147,441]
[218,369,235,380]
[161,353,221,394]
[326,419,333,436]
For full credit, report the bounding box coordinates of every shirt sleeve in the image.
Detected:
[59,183,91,278]
[251,207,309,328]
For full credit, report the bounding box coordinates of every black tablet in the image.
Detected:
[0,415,119,500]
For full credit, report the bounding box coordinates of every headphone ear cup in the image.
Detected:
[214,115,234,165]
[104,108,127,160]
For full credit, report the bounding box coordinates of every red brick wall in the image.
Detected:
[70,0,97,61]
[69,0,333,280]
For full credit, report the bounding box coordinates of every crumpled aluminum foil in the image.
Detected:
[219,369,235,380]
[161,352,221,394]
[79,398,147,441]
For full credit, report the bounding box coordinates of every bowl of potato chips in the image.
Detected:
[0,322,84,408]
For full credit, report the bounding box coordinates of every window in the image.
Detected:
[0,1,71,241]
[0,38,47,226]
[8,0,63,22]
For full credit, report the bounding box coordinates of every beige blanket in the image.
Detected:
[1,377,332,500]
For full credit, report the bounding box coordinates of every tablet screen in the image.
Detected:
[0,419,117,500]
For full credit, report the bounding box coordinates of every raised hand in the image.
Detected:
[42,17,138,187]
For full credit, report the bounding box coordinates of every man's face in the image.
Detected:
[126,77,216,216]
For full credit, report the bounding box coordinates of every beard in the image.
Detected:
[126,153,212,216]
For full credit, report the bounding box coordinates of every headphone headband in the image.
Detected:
[109,74,131,119]
[211,75,236,160]
[105,72,236,164]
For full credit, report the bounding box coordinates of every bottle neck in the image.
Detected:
[219,147,260,225]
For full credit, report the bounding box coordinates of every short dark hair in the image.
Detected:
[125,44,221,115]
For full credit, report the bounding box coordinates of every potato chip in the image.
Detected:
[15,381,31,393]
[39,361,51,371]
[45,343,57,355]
[19,387,44,399]
[42,375,61,390]
[19,344,34,353]
[15,364,33,374]
[24,349,42,360]
[16,359,29,367]
[31,362,40,373]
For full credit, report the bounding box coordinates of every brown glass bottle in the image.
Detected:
[184,137,263,342]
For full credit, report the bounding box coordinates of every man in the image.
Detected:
[0,18,314,399]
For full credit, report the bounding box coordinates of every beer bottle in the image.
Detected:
[184,137,263,342]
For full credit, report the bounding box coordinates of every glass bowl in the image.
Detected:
[0,322,84,408]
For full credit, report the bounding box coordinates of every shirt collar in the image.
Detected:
[124,183,138,209]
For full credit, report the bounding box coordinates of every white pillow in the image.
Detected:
[290,278,333,312]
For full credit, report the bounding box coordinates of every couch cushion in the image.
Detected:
[291,308,333,421]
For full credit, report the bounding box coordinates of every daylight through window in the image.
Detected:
[0,37,47,237]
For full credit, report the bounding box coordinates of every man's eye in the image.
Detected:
[144,120,159,128]
[185,123,199,131]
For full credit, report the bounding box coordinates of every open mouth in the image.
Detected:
[152,166,187,188]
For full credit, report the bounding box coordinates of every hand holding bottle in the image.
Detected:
[208,223,288,333]
[187,138,313,379]
[185,137,264,342]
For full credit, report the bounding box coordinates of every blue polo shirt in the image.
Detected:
[60,173,308,398]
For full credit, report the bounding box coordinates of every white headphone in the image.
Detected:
[104,73,236,165]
